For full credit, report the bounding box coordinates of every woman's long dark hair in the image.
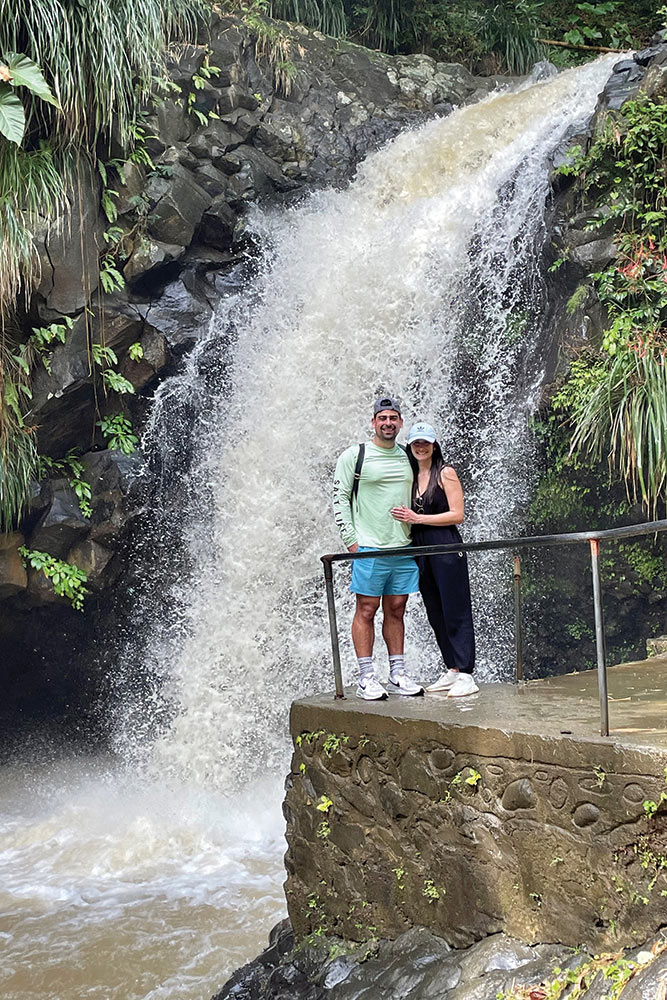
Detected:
[407,440,445,505]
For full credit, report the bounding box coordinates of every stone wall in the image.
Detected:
[285,698,667,951]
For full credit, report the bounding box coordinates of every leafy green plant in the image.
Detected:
[0,52,58,144]
[322,732,349,756]
[562,1,633,49]
[91,344,135,395]
[99,254,125,293]
[1,322,39,530]
[0,0,204,152]
[643,794,667,818]
[103,369,135,394]
[18,546,88,610]
[38,449,93,518]
[296,729,325,746]
[553,98,667,513]
[128,342,143,362]
[0,0,205,524]
[566,347,667,514]
[29,316,74,373]
[422,878,443,902]
[97,413,138,453]
[239,8,300,95]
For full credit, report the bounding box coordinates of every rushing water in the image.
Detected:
[0,57,618,1000]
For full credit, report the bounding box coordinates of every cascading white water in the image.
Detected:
[0,56,618,1000]
[140,56,618,790]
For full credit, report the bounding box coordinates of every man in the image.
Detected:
[333,396,423,700]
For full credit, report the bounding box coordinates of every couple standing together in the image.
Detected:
[333,396,478,701]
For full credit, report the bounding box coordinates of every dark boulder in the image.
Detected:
[28,480,90,558]
[0,533,28,599]
[144,162,212,245]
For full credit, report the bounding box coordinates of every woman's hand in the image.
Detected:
[391,505,420,523]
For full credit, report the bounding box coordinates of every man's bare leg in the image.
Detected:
[381,594,408,655]
[383,594,423,695]
[352,595,380,657]
[352,595,388,699]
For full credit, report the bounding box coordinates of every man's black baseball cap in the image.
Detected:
[373,396,401,416]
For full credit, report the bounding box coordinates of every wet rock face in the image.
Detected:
[284,724,667,951]
[545,41,667,377]
[3,14,511,723]
[211,921,667,1000]
[0,534,27,599]
[26,14,506,465]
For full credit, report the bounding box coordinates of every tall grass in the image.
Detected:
[0,415,38,532]
[0,143,68,317]
[479,1,545,74]
[0,0,205,528]
[569,348,667,515]
[0,0,204,150]
[271,0,347,37]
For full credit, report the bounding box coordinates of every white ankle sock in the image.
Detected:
[389,654,405,678]
[358,657,373,681]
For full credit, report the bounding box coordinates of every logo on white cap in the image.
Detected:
[407,422,437,444]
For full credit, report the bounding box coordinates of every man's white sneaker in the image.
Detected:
[387,672,424,697]
[426,669,459,693]
[356,675,388,701]
[447,673,479,697]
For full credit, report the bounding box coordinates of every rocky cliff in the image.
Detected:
[0,15,509,735]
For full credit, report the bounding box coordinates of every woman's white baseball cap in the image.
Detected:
[407,422,437,444]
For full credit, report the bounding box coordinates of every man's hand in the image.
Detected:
[348,542,359,552]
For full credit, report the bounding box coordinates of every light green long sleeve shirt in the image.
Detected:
[333,442,413,549]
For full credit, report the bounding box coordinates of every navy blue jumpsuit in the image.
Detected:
[412,481,476,673]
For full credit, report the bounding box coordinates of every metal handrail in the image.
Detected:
[320,518,667,737]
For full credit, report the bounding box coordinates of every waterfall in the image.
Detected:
[116,56,618,789]
[0,56,624,1000]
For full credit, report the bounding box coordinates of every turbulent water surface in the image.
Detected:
[0,56,617,1000]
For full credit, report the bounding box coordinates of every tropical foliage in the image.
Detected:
[553,97,667,514]
[19,546,89,610]
[265,0,659,72]
[0,52,58,145]
[0,0,205,530]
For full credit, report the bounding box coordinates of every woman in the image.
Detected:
[391,421,478,697]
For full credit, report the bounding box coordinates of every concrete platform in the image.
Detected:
[285,656,667,950]
[294,655,667,755]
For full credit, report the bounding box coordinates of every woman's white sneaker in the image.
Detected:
[356,675,388,700]
[387,672,424,696]
[426,669,459,693]
[447,673,479,697]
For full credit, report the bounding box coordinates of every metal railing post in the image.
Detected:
[513,553,523,683]
[589,538,609,737]
[322,558,345,699]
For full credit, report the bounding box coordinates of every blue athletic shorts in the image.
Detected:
[350,547,419,596]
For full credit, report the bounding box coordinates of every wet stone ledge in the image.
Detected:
[284,690,667,952]
[211,920,667,1000]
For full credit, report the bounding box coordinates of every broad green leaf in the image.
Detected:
[5,52,59,107]
[0,83,25,144]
